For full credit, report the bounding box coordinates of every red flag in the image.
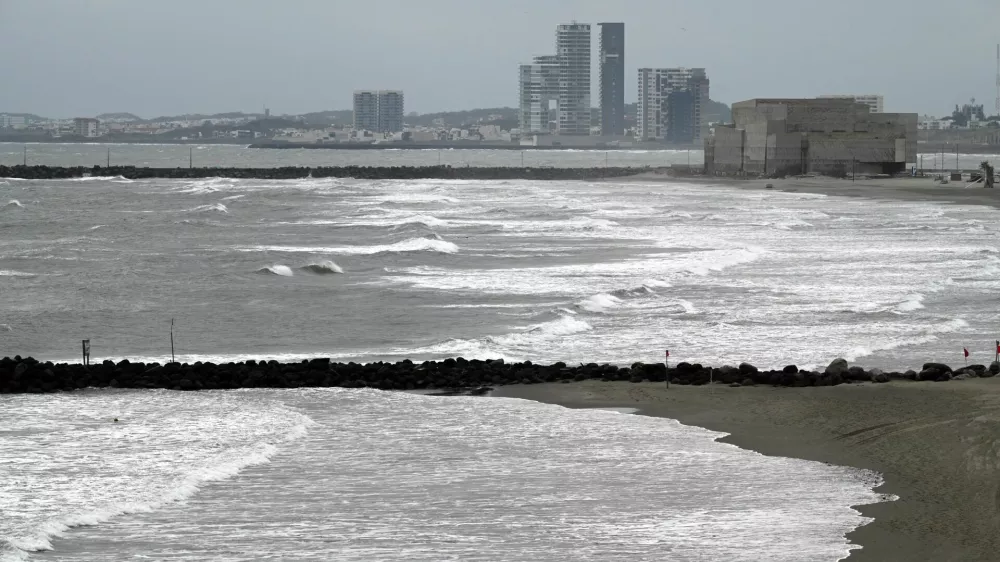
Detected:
[665,350,670,359]
[964,347,969,358]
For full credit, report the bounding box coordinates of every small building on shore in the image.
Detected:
[704,98,917,177]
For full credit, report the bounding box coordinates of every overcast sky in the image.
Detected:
[2,0,998,118]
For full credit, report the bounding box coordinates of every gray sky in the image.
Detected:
[2,0,998,118]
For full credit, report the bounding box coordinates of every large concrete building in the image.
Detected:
[73,118,100,138]
[598,22,625,136]
[636,67,709,143]
[518,55,559,134]
[376,90,405,133]
[555,23,591,135]
[819,94,885,113]
[518,23,591,136]
[353,90,404,133]
[704,97,917,176]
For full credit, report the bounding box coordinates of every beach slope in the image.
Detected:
[495,380,1000,561]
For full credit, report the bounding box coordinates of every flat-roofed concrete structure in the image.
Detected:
[705,98,917,177]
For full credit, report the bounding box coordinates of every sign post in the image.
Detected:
[81,339,90,366]
[665,349,670,388]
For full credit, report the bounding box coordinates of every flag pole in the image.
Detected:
[665,349,670,389]
[170,318,175,363]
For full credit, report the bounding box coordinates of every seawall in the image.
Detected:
[0,165,653,181]
[0,356,993,394]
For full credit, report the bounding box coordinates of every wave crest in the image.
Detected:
[257,265,294,277]
[300,260,344,275]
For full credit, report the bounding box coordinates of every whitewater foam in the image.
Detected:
[239,237,459,255]
[3,200,24,210]
[577,293,622,313]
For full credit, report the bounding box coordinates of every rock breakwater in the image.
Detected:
[2,356,996,395]
[0,165,651,181]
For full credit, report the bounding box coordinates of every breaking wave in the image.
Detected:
[239,237,459,255]
[3,200,24,210]
[577,293,622,313]
[186,203,228,214]
[257,265,294,277]
[300,260,344,275]
[894,294,925,313]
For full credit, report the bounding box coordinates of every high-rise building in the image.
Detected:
[519,23,592,136]
[818,94,884,113]
[377,90,405,133]
[353,91,379,132]
[519,56,559,134]
[556,23,591,136]
[353,90,404,133]
[636,67,709,143]
[598,23,625,136]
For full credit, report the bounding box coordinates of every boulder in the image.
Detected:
[738,362,758,375]
[847,366,870,381]
[13,362,28,378]
[740,378,755,387]
[903,370,917,380]
[989,361,1000,376]
[825,358,849,377]
[953,373,971,381]
[782,365,798,375]
[872,372,890,383]
[921,362,952,374]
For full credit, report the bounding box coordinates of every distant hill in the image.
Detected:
[3,101,732,128]
[96,112,142,122]
[298,110,353,126]
[0,112,47,123]
[143,112,263,123]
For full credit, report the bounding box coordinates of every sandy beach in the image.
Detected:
[629,172,1000,210]
[495,379,1000,561]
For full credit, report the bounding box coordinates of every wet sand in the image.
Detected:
[629,173,1000,210]
[494,380,1000,561]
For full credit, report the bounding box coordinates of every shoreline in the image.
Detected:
[493,380,1000,561]
[626,173,1000,210]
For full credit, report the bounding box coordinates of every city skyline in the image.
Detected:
[1,0,998,118]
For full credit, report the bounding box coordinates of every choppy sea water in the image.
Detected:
[3,162,997,560]
[1,173,997,369]
[2,142,998,170]
[1,389,890,561]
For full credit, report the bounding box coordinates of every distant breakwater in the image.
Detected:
[0,165,653,181]
[2,356,996,395]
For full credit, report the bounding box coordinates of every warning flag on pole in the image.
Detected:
[964,347,969,358]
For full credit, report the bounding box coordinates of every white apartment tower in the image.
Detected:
[555,23,591,136]
[518,23,591,136]
[353,90,405,133]
[818,94,884,113]
[518,56,559,134]
[377,90,404,133]
[636,67,709,143]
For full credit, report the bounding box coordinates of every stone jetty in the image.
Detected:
[0,165,651,181]
[2,356,996,395]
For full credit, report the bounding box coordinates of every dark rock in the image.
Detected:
[872,372,890,383]
[825,358,849,377]
[782,365,798,375]
[990,361,1000,376]
[847,366,870,381]
[921,362,952,374]
[738,362,758,375]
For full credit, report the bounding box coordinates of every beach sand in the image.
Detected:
[494,380,1000,561]
[628,172,1000,210]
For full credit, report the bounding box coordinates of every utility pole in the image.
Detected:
[107,148,110,168]
[189,147,193,169]
[22,145,26,166]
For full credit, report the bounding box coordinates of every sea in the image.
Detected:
[3,143,999,560]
